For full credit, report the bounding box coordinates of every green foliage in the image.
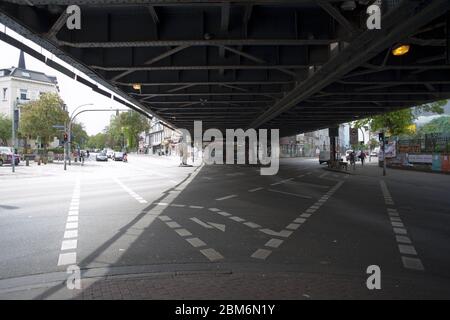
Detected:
[87,132,108,150]
[19,93,68,148]
[354,100,446,136]
[417,116,450,135]
[86,111,149,151]
[0,114,12,145]
[71,122,89,149]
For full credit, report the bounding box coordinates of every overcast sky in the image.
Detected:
[0,24,131,136]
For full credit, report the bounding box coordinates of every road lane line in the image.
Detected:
[253,180,345,259]
[380,180,424,271]
[64,230,78,239]
[66,222,78,229]
[243,222,261,229]
[166,221,182,228]
[113,177,148,204]
[174,228,192,237]
[61,239,77,251]
[251,249,272,260]
[200,248,224,262]
[229,216,245,222]
[217,211,232,217]
[270,178,294,186]
[267,188,312,199]
[215,194,238,201]
[286,223,301,230]
[57,177,80,268]
[265,239,283,248]
[190,217,213,229]
[57,252,77,266]
[189,205,204,209]
[402,257,424,271]
[398,244,418,255]
[185,238,206,248]
[248,187,264,192]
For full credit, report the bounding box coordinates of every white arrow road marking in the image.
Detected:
[190,217,226,232]
[190,217,213,229]
[208,222,226,232]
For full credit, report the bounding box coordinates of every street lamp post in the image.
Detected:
[64,103,93,170]
[64,107,130,170]
[11,98,17,173]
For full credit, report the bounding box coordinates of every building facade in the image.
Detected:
[0,51,60,148]
[147,118,179,155]
[280,124,349,158]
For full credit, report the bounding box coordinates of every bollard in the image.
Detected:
[26,158,29,166]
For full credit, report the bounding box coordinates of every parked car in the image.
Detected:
[113,152,124,161]
[96,152,108,162]
[0,146,20,166]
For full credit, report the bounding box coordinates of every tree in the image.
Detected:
[118,111,150,150]
[19,93,68,149]
[0,114,12,145]
[87,132,107,150]
[416,116,450,135]
[354,100,446,136]
[71,122,89,149]
[103,111,149,151]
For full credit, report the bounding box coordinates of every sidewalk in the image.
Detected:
[2,266,449,300]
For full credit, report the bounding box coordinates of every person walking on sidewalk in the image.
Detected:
[349,151,356,170]
[359,151,366,166]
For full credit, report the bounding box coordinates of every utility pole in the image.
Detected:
[380,131,386,176]
[11,98,17,173]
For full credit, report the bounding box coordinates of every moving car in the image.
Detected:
[96,152,108,162]
[0,146,20,166]
[113,152,124,161]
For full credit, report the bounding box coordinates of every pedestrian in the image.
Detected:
[359,151,366,166]
[349,151,356,170]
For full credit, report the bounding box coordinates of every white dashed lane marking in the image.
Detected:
[251,249,272,260]
[57,177,80,267]
[251,180,345,260]
[380,181,424,271]
[113,177,148,204]
[267,188,312,199]
[215,194,238,201]
[157,215,224,262]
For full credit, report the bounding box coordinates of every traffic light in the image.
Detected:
[378,132,384,142]
[63,132,68,142]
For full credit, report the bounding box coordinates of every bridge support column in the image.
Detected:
[329,126,339,164]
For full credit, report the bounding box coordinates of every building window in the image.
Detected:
[20,89,28,100]
[21,71,30,78]
[2,88,7,101]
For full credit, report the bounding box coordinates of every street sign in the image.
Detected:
[52,125,65,130]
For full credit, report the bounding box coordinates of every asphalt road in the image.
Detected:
[0,154,449,299]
